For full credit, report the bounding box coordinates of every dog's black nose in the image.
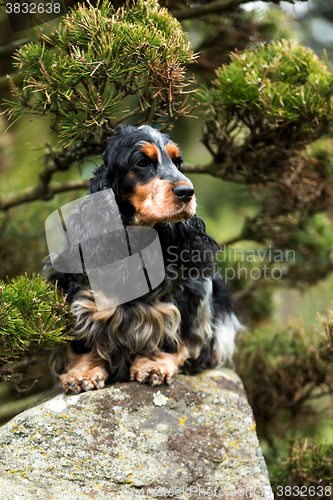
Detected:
[173,184,194,203]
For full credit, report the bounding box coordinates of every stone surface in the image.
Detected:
[0,369,273,499]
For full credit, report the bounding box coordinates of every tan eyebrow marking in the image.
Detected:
[141,143,159,161]
[166,142,181,160]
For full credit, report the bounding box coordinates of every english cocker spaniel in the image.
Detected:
[47,124,242,393]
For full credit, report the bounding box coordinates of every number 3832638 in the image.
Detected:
[277,486,332,497]
[6,2,61,14]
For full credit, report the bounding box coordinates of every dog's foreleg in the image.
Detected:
[130,347,189,386]
[59,348,108,394]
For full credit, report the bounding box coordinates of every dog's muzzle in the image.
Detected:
[172,185,194,203]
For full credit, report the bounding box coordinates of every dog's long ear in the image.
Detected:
[89,163,114,194]
[89,137,118,194]
[89,130,126,195]
[169,216,220,275]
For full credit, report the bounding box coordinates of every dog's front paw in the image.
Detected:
[130,354,178,386]
[60,366,108,394]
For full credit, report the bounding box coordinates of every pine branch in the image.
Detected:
[236,308,333,425]
[4,0,196,143]
[0,355,40,376]
[0,72,23,91]
[183,162,212,174]
[198,39,333,186]
[220,235,244,246]
[0,36,56,90]
[0,38,32,60]
[0,179,89,211]
[0,141,100,210]
[172,0,255,21]
[183,161,251,183]
[0,275,73,368]
[0,157,216,212]
[173,0,307,21]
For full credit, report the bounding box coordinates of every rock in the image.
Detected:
[0,369,273,500]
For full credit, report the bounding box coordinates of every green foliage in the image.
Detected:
[4,0,195,143]
[310,137,333,177]
[270,439,333,497]
[198,40,333,180]
[0,275,73,365]
[234,138,333,287]
[236,307,333,425]
[293,213,333,259]
[243,211,333,259]
[202,39,333,129]
[259,8,300,44]
[247,286,274,323]
[195,38,333,287]
[0,181,87,281]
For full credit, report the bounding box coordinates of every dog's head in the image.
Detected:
[89,125,196,226]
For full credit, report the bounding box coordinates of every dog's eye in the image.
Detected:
[174,157,183,170]
[136,159,150,168]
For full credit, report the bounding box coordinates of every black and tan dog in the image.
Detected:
[48,124,242,393]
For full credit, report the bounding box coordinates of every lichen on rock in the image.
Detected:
[0,370,273,499]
